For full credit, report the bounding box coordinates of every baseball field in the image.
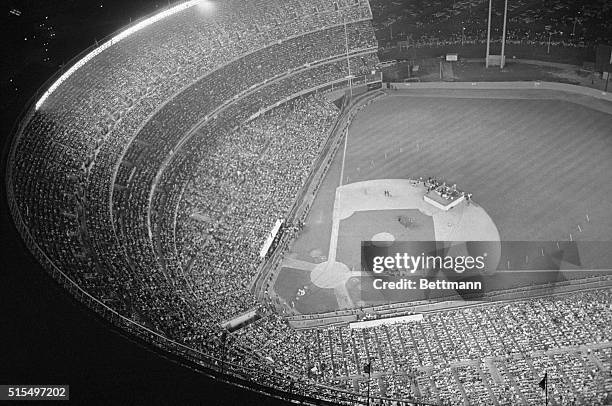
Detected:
[274,88,612,314]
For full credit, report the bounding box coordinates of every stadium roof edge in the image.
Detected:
[34,0,200,110]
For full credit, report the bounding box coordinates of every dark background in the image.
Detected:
[0,1,291,404]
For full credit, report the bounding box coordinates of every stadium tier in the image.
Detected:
[237,289,612,404]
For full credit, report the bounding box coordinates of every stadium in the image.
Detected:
[4,0,612,404]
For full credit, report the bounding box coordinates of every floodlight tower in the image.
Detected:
[485,0,492,67]
[500,0,508,69]
[485,0,509,69]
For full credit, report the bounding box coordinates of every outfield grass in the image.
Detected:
[343,91,612,250]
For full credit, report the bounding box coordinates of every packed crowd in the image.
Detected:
[106,51,377,401]
[11,0,376,299]
[8,0,383,402]
[170,94,341,321]
[371,0,612,47]
[11,0,377,311]
[113,50,378,318]
[233,288,612,404]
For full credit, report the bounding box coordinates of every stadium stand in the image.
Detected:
[8,0,385,403]
[371,0,612,47]
[240,288,612,404]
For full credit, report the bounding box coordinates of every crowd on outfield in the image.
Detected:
[371,0,611,46]
[232,288,612,405]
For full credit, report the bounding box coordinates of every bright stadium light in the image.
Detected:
[196,0,216,14]
[35,0,201,110]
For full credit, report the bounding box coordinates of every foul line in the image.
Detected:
[339,126,349,187]
[329,127,349,264]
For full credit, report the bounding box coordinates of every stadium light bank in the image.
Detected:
[34,0,214,110]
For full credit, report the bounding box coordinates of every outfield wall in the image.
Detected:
[390,81,612,103]
[381,42,595,67]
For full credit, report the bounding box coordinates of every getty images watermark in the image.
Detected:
[370,250,487,291]
[357,240,610,305]
[361,241,496,298]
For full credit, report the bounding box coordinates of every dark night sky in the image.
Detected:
[2,0,168,112]
[0,2,292,404]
